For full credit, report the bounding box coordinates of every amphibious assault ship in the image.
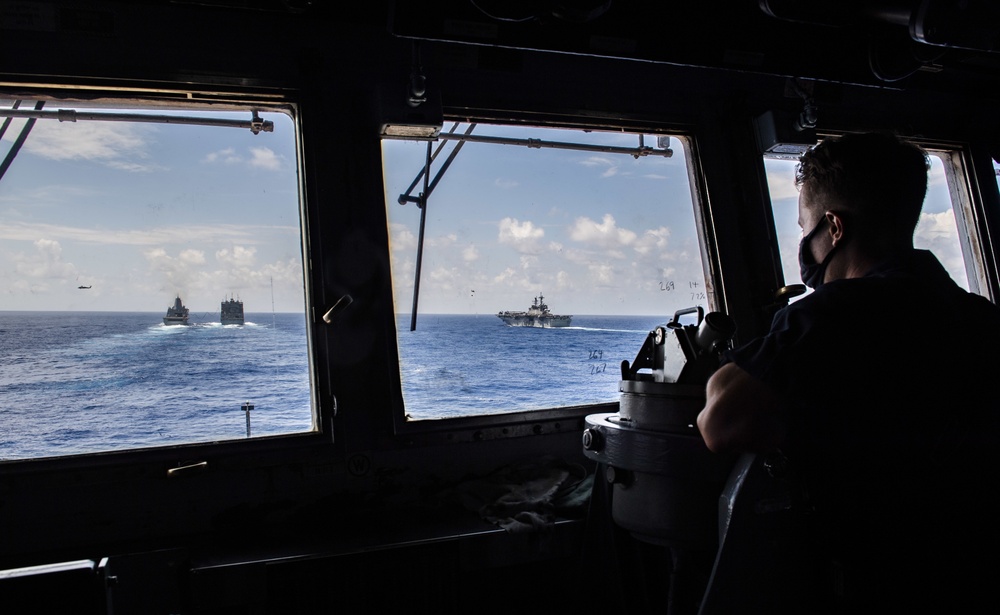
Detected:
[497,294,572,328]
[163,296,190,326]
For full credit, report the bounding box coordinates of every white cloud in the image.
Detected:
[216,245,257,267]
[0,220,280,246]
[764,159,800,201]
[20,121,150,163]
[569,214,637,249]
[203,147,240,164]
[462,244,479,261]
[249,147,281,171]
[498,217,544,253]
[106,161,161,173]
[495,178,519,189]
[915,210,968,285]
[556,270,571,289]
[180,249,206,265]
[13,238,77,279]
[201,146,283,170]
[428,266,461,290]
[494,267,517,284]
[633,226,671,255]
[587,262,615,286]
[580,156,620,179]
[580,156,614,167]
[428,233,458,248]
[388,223,418,252]
[642,173,668,180]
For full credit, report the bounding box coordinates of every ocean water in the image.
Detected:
[396,313,667,419]
[0,312,311,461]
[1,311,674,461]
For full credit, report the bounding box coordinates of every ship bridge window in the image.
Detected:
[382,123,710,420]
[765,143,986,302]
[0,97,313,461]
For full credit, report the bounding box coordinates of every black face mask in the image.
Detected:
[798,217,838,289]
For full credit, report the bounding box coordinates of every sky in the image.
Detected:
[2,104,980,316]
[384,123,974,317]
[383,124,708,317]
[0,101,303,313]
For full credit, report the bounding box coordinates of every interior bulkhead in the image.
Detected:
[1,1,998,612]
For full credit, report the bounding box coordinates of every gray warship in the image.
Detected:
[221,296,245,325]
[497,294,572,328]
[163,296,190,326]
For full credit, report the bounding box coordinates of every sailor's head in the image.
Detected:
[796,132,929,256]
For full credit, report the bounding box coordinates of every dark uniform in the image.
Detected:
[722,249,1000,613]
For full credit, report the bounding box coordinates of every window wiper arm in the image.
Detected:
[0,100,44,183]
[398,122,477,331]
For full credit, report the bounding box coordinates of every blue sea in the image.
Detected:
[395,314,666,419]
[0,312,312,461]
[1,311,670,461]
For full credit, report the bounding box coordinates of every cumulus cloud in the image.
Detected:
[915,210,967,284]
[498,217,544,253]
[462,244,479,261]
[764,159,800,201]
[216,245,257,267]
[388,223,418,252]
[204,147,240,164]
[201,146,283,171]
[633,226,671,255]
[428,233,458,248]
[556,270,571,289]
[179,249,205,265]
[569,214,637,249]
[249,147,281,171]
[13,238,77,279]
[587,262,615,285]
[494,267,517,284]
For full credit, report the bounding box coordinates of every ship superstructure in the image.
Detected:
[221,296,245,325]
[163,296,190,326]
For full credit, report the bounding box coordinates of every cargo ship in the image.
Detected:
[221,296,245,325]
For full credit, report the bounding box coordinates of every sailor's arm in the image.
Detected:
[696,363,785,453]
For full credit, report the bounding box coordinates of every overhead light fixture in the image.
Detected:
[380,122,441,140]
[755,110,816,160]
[378,42,442,141]
[376,81,442,141]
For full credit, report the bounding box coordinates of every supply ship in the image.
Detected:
[162,295,190,326]
[497,294,572,328]
[221,296,245,325]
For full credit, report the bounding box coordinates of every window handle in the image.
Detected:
[322,295,354,323]
[167,461,208,478]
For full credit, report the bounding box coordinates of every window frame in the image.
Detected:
[379,117,717,437]
[0,84,328,470]
[928,146,995,299]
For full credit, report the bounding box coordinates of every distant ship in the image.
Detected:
[163,296,190,326]
[497,294,572,328]
[221,296,245,325]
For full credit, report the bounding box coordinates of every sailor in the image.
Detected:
[697,132,1000,613]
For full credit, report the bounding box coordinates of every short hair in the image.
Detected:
[795,132,930,252]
